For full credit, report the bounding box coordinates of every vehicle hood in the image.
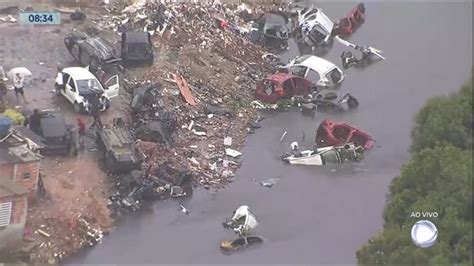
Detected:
[287,55,339,75]
[79,87,104,97]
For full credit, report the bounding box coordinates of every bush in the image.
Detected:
[2,108,26,125]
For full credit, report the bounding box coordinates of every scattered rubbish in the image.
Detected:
[225,148,242,158]
[281,141,365,166]
[280,131,287,142]
[171,73,197,106]
[70,11,86,21]
[193,130,207,136]
[224,136,232,146]
[310,90,359,112]
[254,177,280,188]
[37,229,50,238]
[179,203,190,215]
[335,36,385,69]
[188,157,200,166]
[220,236,264,252]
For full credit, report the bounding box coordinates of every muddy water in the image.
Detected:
[64,2,472,264]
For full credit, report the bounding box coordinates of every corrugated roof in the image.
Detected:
[0,179,28,198]
[8,145,41,163]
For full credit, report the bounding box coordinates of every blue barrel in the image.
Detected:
[0,115,13,138]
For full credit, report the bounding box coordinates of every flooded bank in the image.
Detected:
[64,1,472,264]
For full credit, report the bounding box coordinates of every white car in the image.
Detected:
[279,55,344,88]
[55,67,119,113]
[297,6,334,47]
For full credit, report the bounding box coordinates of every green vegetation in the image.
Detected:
[357,76,473,265]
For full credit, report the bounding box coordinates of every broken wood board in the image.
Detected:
[171,73,197,106]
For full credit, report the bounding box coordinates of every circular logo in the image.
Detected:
[411,220,438,248]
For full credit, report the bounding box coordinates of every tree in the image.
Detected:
[357,75,473,265]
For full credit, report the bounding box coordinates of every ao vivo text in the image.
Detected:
[410,211,439,218]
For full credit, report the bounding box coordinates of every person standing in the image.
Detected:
[89,94,103,129]
[0,78,7,107]
[13,73,28,104]
[28,109,42,136]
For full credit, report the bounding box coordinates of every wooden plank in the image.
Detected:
[171,73,197,106]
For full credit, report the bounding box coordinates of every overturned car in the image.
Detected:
[294,6,334,48]
[281,141,365,165]
[316,119,375,150]
[96,118,143,173]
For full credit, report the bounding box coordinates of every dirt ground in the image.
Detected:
[1,0,274,263]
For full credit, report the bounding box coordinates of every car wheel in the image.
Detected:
[74,102,82,113]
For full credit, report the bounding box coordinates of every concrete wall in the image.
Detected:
[0,195,27,252]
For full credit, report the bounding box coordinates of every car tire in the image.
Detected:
[74,102,82,113]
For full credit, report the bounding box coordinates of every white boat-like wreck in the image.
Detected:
[281,142,364,166]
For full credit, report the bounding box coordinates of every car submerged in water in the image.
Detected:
[277,55,344,88]
[316,119,375,150]
[254,73,316,104]
[281,142,364,166]
[294,6,334,48]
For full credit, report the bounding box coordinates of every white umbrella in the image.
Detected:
[7,67,32,79]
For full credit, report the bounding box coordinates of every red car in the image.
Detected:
[332,3,365,37]
[315,119,375,150]
[255,73,315,104]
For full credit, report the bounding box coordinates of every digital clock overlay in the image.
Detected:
[19,12,61,25]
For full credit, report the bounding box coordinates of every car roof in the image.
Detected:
[63,67,97,80]
[40,111,67,138]
[265,72,302,83]
[124,31,150,43]
[68,32,115,61]
[289,55,338,74]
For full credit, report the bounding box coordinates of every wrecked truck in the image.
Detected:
[121,31,154,66]
[278,55,344,88]
[281,142,365,165]
[96,119,143,173]
[316,119,375,151]
[255,73,316,104]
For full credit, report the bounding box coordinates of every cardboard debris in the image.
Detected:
[225,148,242,158]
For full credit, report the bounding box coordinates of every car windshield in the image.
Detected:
[76,79,104,94]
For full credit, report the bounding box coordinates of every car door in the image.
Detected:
[64,76,78,103]
[292,77,311,95]
[103,75,119,98]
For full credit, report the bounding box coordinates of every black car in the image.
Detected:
[121,32,154,66]
[96,119,143,173]
[36,111,75,156]
[255,12,290,48]
[64,32,121,73]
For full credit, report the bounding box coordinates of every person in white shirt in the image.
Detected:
[13,73,28,104]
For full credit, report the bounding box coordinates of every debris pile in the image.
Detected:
[108,2,276,189]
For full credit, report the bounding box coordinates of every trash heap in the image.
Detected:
[103,1,275,189]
